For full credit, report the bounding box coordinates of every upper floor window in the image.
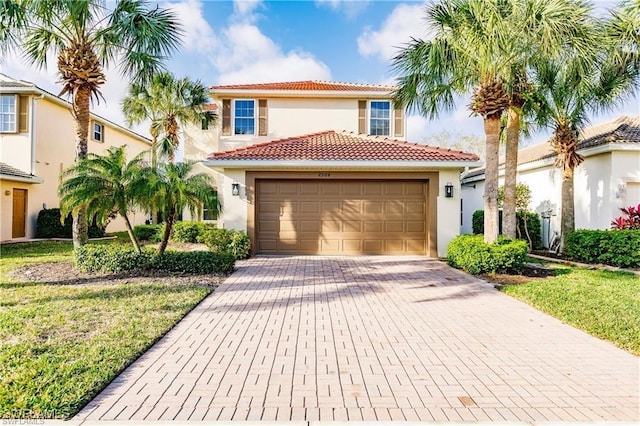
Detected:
[370,101,390,136]
[92,121,104,142]
[234,100,255,135]
[0,94,17,133]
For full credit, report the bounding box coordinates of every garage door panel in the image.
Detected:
[256,179,427,255]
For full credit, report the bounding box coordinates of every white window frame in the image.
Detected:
[369,100,392,137]
[92,121,104,143]
[232,99,256,136]
[0,94,18,133]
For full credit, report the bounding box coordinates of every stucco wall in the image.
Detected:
[436,169,463,257]
[1,96,151,240]
[460,180,484,234]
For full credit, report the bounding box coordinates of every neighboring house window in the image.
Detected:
[0,94,17,133]
[234,100,255,135]
[203,207,218,221]
[92,121,104,142]
[370,101,390,136]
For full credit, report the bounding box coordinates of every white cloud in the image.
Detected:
[233,0,263,17]
[214,22,331,84]
[162,0,218,54]
[315,0,370,19]
[357,3,428,61]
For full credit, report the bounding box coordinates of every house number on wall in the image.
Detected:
[317,172,331,177]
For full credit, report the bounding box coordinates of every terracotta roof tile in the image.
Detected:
[0,162,36,179]
[208,131,479,162]
[211,80,395,92]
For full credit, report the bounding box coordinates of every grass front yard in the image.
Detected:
[501,266,640,356]
[0,241,216,419]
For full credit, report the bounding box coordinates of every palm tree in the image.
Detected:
[59,146,149,253]
[143,161,220,255]
[530,6,640,251]
[392,0,596,243]
[1,0,181,248]
[122,72,215,166]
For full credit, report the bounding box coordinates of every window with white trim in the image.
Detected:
[92,121,104,142]
[370,100,390,136]
[0,95,17,133]
[234,99,255,135]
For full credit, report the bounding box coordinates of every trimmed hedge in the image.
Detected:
[472,209,541,249]
[171,221,216,243]
[447,234,528,275]
[133,224,162,242]
[36,208,105,238]
[151,251,235,274]
[202,228,251,260]
[566,230,640,268]
[75,244,236,274]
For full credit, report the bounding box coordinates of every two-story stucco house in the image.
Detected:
[461,116,640,247]
[0,74,152,241]
[184,81,480,257]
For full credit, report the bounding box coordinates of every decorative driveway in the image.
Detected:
[77,256,639,423]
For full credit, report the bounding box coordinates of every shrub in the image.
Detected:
[133,224,162,242]
[447,234,528,275]
[75,244,236,274]
[36,208,105,238]
[566,230,640,268]
[472,209,541,249]
[517,211,542,250]
[202,228,252,260]
[171,221,216,243]
[611,204,640,230]
[151,251,235,274]
[75,244,153,273]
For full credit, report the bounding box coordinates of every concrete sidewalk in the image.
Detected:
[76,256,639,422]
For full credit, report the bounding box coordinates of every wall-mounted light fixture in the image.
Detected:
[615,183,626,199]
[444,182,454,198]
[4,190,10,196]
[232,182,240,196]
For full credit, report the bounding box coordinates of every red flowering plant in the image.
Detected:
[611,204,640,230]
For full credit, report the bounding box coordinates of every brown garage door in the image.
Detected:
[256,180,427,254]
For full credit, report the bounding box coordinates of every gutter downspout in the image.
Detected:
[30,93,44,175]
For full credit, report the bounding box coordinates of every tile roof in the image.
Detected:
[208,131,479,162]
[0,162,37,179]
[462,116,640,179]
[211,80,395,92]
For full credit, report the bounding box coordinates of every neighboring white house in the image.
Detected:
[461,116,640,246]
[184,80,481,257]
[0,74,152,241]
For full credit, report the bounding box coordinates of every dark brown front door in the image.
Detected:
[12,188,27,238]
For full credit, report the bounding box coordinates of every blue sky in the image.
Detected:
[3,0,639,147]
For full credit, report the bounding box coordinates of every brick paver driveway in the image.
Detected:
[77,256,639,423]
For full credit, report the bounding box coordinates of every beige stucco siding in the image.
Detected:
[1,95,151,240]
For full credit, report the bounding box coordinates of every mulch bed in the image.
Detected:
[9,261,227,287]
[479,263,557,287]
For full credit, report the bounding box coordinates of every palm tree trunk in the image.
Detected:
[71,86,91,248]
[560,168,575,254]
[150,131,159,224]
[122,213,142,253]
[503,107,520,239]
[483,117,501,244]
[158,210,175,255]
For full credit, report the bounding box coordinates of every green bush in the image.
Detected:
[75,244,236,274]
[447,234,528,275]
[75,244,153,273]
[36,208,105,238]
[171,221,216,243]
[472,209,541,249]
[202,228,252,260]
[566,230,640,268]
[133,224,162,242]
[151,251,235,274]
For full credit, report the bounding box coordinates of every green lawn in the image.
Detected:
[0,241,212,419]
[503,268,640,355]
